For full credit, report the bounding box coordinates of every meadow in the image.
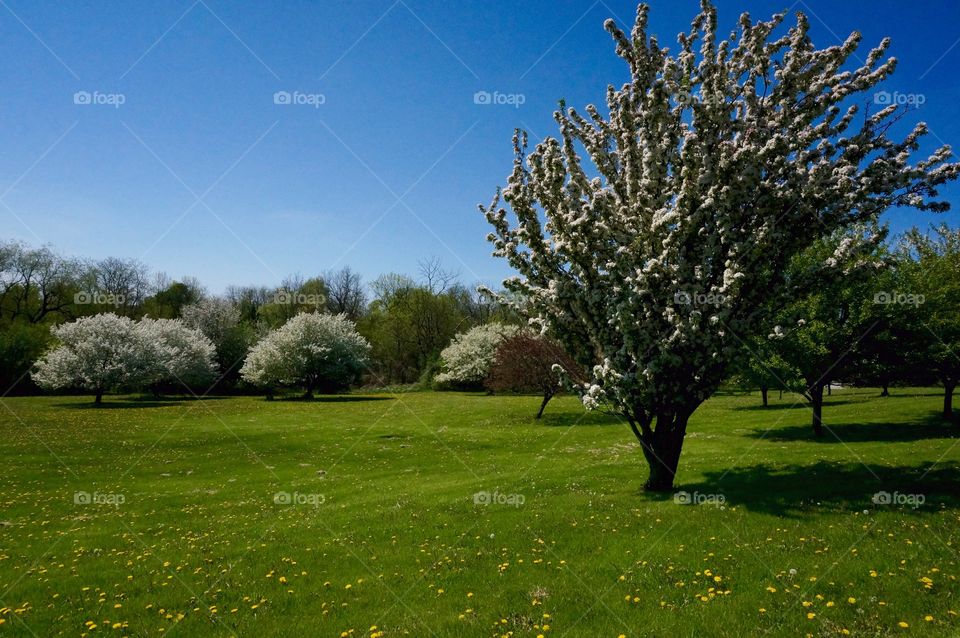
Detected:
[0,388,958,637]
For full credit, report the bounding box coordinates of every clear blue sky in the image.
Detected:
[2,0,959,293]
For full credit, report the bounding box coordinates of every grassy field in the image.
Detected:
[0,388,959,637]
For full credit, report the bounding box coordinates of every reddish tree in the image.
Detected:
[486,333,582,418]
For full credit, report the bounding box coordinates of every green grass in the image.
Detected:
[0,387,959,637]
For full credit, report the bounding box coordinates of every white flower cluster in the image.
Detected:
[33,313,217,394]
[239,312,370,391]
[481,1,959,423]
[434,323,519,386]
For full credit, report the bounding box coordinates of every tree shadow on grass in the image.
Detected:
[734,399,855,411]
[56,401,181,409]
[677,461,960,517]
[748,413,957,443]
[274,395,395,403]
[538,410,624,427]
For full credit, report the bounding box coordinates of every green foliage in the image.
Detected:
[0,321,51,394]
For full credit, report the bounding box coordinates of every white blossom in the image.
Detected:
[239,312,369,395]
[480,1,958,489]
[435,323,519,386]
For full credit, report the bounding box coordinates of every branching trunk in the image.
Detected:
[629,410,689,492]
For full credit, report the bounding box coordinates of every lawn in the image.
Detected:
[0,388,958,637]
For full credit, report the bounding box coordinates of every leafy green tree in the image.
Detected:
[895,225,960,420]
[768,229,887,435]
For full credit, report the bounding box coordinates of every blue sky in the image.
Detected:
[2,0,959,293]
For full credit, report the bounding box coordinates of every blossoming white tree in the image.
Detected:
[482,1,959,490]
[32,313,160,404]
[239,312,370,398]
[138,317,218,389]
[434,323,519,388]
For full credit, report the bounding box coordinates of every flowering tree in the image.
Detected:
[138,318,218,390]
[239,312,370,398]
[482,1,959,490]
[32,313,159,404]
[181,297,253,380]
[434,323,518,389]
[486,333,582,418]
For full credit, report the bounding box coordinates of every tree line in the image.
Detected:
[0,242,514,394]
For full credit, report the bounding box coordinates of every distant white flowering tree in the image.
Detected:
[32,313,159,404]
[181,297,252,377]
[482,1,959,490]
[239,312,370,398]
[138,317,218,389]
[434,323,519,388]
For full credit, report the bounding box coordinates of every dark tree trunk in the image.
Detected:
[94,389,104,405]
[945,382,956,421]
[636,412,689,492]
[880,382,889,397]
[535,393,553,419]
[779,389,783,399]
[304,380,315,400]
[760,385,769,408]
[826,383,832,396]
[810,382,825,437]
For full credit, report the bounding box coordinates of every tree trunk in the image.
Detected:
[810,382,825,437]
[779,389,783,399]
[760,385,769,408]
[880,382,889,397]
[945,382,956,421]
[535,393,552,419]
[94,389,104,405]
[637,412,689,492]
[826,383,831,396]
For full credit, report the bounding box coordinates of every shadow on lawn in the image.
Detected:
[539,410,624,427]
[273,395,395,403]
[735,399,855,411]
[750,414,957,443]
[676,461,960,517]
[55,396,231,409]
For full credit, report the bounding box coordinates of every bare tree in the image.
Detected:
[418,257,458,294]
[324,266,367,320]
